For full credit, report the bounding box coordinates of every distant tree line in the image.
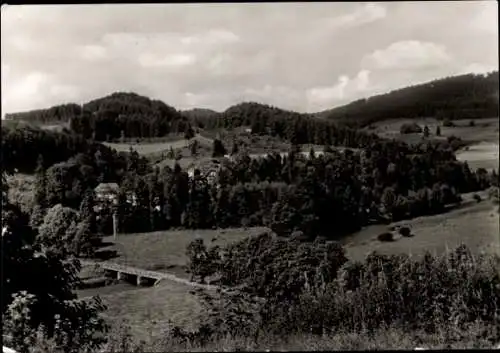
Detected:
[5,92,193,142]
[198,102,382,148]
[317,72,499,127]
[6,71,497,144]
[4,103,82,124]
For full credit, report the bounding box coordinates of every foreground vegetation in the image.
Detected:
[9,233,500,352]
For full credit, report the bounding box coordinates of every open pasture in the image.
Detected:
[100,227,269,277]
[344,194,499,262]
[103,138,189,155]
[456,141,499,171]
[368,117,499,144]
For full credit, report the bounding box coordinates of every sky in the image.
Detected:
[1,2,498,116]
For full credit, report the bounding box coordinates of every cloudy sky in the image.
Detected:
[1,2,498,116]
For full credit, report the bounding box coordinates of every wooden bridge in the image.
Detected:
[79,259,222,290]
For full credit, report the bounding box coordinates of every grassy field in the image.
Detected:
[344,193,499,262]
[100,227,269,276]
[100,280,206,340]
[456,141,499,171]
[104,133,215,156]
[103,138,190,155]
[367,117,499,144]
[79,227,269,342]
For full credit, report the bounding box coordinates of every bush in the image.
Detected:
[400,123,423,134]
[443,119,455,127]
[184,243,500,344]
[377,232,394,242]
[398,226,412,237]
[473,194,482,203]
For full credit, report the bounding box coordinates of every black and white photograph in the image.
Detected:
[1,1,499,351]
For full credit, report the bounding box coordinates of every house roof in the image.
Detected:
[94,183,120,194]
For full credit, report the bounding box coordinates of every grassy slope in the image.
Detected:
[367,117,499,144]
[100,227,269,276]
[345,193,499,262]
[99,281,207,341]
[368,117,499,171]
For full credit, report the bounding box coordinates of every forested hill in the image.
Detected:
[4,103,82,124]
[4,92,190,141]
[316,71,499,127]
[180,108,220,129]
[5,71,498,137]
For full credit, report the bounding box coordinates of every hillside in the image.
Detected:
[4,71,498,139]
[317,71,499,127]
[181,108,220,128]
[4,103,82,125]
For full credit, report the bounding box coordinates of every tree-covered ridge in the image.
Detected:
[71,92,189,141]
[199,101,381,147]
[5,92,191,141]
[317,71,499,127]
[7,71,498,138]
[4,103,82,125]
[181,108,221,128]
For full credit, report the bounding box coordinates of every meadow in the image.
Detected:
[100,227,270,277]
[456,141,499,171]
[103,138,190,155]
[345,196,499,262]
[367,116,499,144]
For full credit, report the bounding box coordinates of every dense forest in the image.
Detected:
[5,92,192,141]
[4,103,82,125]
[317,71,499,127]
[28,135,495,238]
[5,71,498,140]
[2,124,90,174]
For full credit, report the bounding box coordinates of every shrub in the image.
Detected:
[443,119,455,127]
[377,232,394,242]
[400,123,423,134]
[399,226,412,237]
[473,194,482,203]
[186,243,500,344]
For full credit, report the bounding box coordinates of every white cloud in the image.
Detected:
[2,71,81,114]
[470,1,498,35]
[1,3,497,114]
[78,44,107,61]
[356,70,370,91]
[138,53,196,68]
[362,40,452,70]
[326,3,387,29]
[306,70,373,110]
[459,62,498,76]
